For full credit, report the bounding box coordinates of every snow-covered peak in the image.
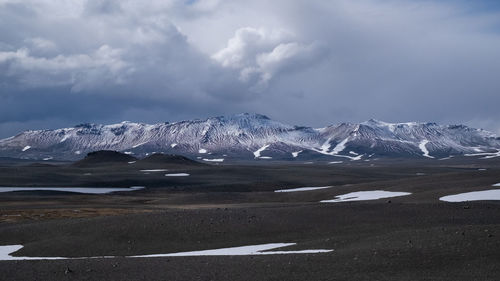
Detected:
[0,114,499,161]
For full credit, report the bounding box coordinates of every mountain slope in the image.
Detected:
[0,113,499,161]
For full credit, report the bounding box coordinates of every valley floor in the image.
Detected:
[0,158,499,280]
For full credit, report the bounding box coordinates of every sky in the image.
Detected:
[1,0,500,138]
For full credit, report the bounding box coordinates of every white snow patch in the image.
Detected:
[465,150,500,159]
[275,186,333,193]
[59,134,70,143]
[170,143,178,148]
[332,138,349,154]
[0,186,145,194]
[440,189,500,202]
[140,169,168,172]
[478,168,487,171]
[43,157,53,161]
[258,156,273,159]
[75,151,81,155]
[493,183,500,187]
[292,150,303,158]
[131,243,333,258]
[439,156,453,160]
[132,142,148,148]
[21,146,31,152]
[165,173,190,177]
[0,243,332,261]
[128,161,136,164]
[418,140,434,158]
[198,148,207,154]
[253,144,270,158]
[328,161,343,164]
[124,151,133,155]
[349,151,359,155]
[202,158,224,162]
[312,137,362,160]
[321,190,411,203]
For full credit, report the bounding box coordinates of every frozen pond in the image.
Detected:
[275,186,333,193]
[321,190,411,203]
[440,189,500,202]
[0,243,332,260]
[0,186,145,194]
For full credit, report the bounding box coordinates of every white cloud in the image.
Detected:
[212,27,324,86]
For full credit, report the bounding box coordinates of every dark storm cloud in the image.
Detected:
[0,0,500,138]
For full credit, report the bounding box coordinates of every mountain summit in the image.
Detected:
[1,113,499,161]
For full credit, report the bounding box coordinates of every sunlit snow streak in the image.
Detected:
[419,140,434,158]
[253,144,270,158]
[22,146,31,152]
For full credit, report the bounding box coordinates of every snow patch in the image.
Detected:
[275,186,333,193]
[131,243,333,257]
[60,134,70,143]
[332,138,349,154]
[292,150,303,158]
[440,189,500,202]
[75,151,81,155]
[170,143,178,148]
[198,148,208,154]
[253,144,270,158]
[321,190,411,203]
[439,156,453,160]
[42,157,53,161]
[202,158,224,162]
[21,146,31,152]
[0,243,332,261]
[140,169,168,172]
[328,161,343,164]
[132,142,148,148]
[418,140,434,158]
[165,173,190,177]
[128,161,136,164]
[0,186,145,194]
[465,149,500,159]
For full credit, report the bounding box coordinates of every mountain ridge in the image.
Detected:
[1,113,499,161]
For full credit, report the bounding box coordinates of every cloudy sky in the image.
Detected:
[1,0,500,138]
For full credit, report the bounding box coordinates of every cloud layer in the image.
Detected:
[1,0,500,137]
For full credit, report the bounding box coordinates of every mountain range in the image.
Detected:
[1,113,499,162]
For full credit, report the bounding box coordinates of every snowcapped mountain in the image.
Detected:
[1,113,499,161]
